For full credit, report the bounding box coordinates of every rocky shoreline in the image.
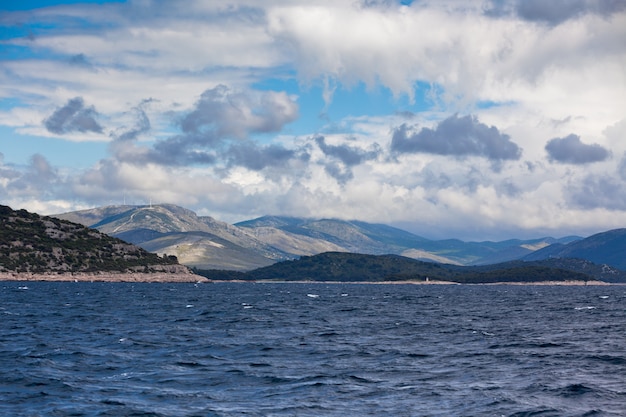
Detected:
[0,271,206,283]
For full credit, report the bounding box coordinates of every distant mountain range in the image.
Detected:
[522,228,626,270]
[54,204,625,277]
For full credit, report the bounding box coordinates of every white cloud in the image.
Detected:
[1,0,625,240]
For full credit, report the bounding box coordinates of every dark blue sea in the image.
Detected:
[1,282,625,417]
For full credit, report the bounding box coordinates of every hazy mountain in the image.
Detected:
[236,216,577,266]
[523,228,626,270]
[55,205,291,270]
[467,236,581,265]
[236,216,429,257]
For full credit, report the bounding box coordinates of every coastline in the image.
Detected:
[1,273,616,285]
[205,279,614,286]
[0,271,206,283]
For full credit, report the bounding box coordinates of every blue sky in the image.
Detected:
[1,0,625,240]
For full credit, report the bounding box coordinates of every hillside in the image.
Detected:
[523,229,626,270]
[524,229,626,270]
[197,252,613,284]
[0,205,184,274]
[55,205,292,270]
[235,215,577,265]
[454,258,626,283]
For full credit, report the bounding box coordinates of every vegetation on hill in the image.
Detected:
[463,258,626,283]
[0,205,180,274]
[196,251,612,283]
[247,252,451,282]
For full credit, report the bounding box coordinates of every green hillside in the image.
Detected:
[197,252,611,284]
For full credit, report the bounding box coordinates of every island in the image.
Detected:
[195,252,619,285]
[0,205,204,282]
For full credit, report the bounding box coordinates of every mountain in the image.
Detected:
[0,205,184,274]
[235,216,430,258]
[236,216,578,266]
[198,252,616,284]
[523,228,626,270]
[55,204,292,270]
[27,202,624,281]
[58,204,616,273]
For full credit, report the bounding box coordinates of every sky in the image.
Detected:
[1,0,625,241]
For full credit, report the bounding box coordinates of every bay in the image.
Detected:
[1,281,625,416]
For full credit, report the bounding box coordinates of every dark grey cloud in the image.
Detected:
[225,143,296,171]
[113,100,152,142]
[315,136,380,166]
[109,86,299,168]
[545,134,610,164]
[124,134,217,166]
[44,97,103,134]
[323,162,354,184]
[516,0,590,23]
[486,0,626,25]
[180,84,298,141]
[391,114,521,161]
[111,130,218,167]
[314,135,381,184]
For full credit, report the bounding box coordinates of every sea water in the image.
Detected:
[1,281,625,416]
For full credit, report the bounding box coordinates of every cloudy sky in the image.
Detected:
[1,0,625,240]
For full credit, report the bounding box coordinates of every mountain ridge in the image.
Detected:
[53,204,623,274]
[55,205,292,270]
[522,228,626,270]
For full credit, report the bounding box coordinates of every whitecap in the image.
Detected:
[18,286,28,290]
[185,304,194,308]
[599,295,609,299]
[574,306,596,310]
[307,294,320,298]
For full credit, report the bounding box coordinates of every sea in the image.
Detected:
[1,281,625,417]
